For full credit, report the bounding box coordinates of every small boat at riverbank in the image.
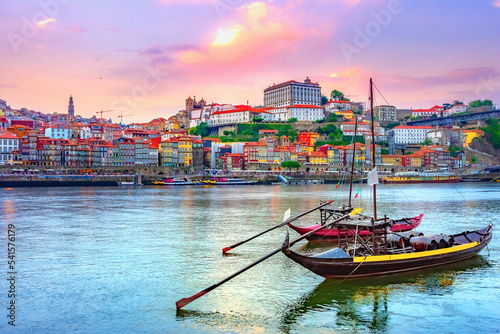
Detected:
[382,172,460,184]
[154,177,194,186]
[203,177,258,185]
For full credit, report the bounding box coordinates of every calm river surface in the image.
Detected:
[1,182,499,333]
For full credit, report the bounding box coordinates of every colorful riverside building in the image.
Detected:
[7,124,32,138]
[159,135,203,168]
[381,145,452,170]
[0,130,20,164]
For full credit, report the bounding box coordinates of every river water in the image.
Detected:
[0,182,499,333]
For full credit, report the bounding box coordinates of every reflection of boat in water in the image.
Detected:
[460,177,482,182]
[279,256,489,333]
[118,181,136,186]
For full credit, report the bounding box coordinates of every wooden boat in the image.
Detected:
[204,177,258,185]
[288,212,423,240]
[282,219,492,278]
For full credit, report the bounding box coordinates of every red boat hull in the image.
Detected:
[289,214,423,241]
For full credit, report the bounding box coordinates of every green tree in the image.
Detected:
[330,89,349,101]
[281,161,301,172]
[387,122,400,129]
[287,117,297,123]
[321,95,328,105]
[252,117,264,123]
[471,156,477,163]
[480,119,500,149]
[448,146,462,157]
[188,123,210,137]
[419,138,432,146]
[329,114,338,122]
[468,99,493,108]
[318,123,338,134]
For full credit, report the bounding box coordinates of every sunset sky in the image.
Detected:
[2,0,500,123]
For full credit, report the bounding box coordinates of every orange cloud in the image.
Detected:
[177,2,300,64]
[211,28,239,46]
[179,50,204,63]
[330,66,364,80]
[36,18,56,27]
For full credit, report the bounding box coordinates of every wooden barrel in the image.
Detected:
[410,236,438,251]
[433,235,448,249]
[447,236,455,247]
[398,231,424,247]
[387,234,404,248]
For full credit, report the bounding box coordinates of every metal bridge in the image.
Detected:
[406,109,500,127]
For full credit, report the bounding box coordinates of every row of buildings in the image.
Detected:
[0,124,460,171]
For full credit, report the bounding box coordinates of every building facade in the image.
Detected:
[373,105,397,123]
[263,77,321,108]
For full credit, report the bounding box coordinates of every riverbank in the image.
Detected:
[1,174,499,187]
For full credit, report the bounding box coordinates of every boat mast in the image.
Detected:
[348,117,358,207]
[370,78,377,219]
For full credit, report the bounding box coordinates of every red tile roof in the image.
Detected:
[0,131,20,139]
[393,125,433,129]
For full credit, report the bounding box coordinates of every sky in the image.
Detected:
[1,0,500,123]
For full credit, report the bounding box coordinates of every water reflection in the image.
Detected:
[279,256,490,333]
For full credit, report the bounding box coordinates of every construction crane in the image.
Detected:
[96,109,114,119]
[118,114,134,124]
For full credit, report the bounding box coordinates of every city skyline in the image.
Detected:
[2,0,500,123]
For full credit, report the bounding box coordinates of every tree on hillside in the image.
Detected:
[287,117,297,123]
[330,89,350,101]
[318,123,338,134]
[321,95,328,105]
[281,161,301,172]
[188,122,210,137]
[252,117,264,123]
[468,99,493,109]
[420,138,432,146]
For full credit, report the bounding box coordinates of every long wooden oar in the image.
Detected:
[222,200,334,254]
[176,212,352,309]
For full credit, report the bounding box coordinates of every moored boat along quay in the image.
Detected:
[0,167,499,187]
